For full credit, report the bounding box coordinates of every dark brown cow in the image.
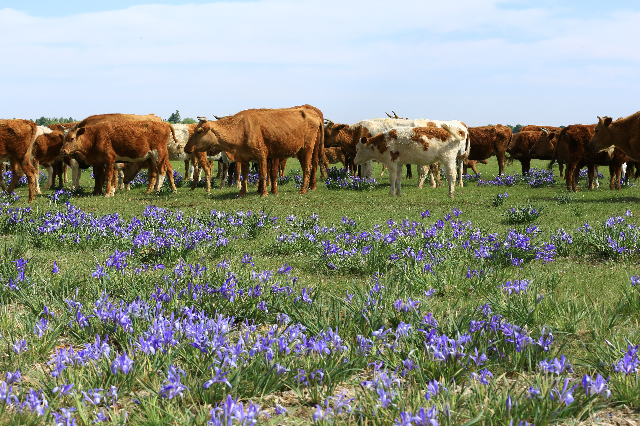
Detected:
[60,120,177,197]
[527,128,567,177]
[506,126,563,174]
[184,105,324,197]
[0,119,39,202]
[467,125,512,175]
[552,124,628,191]
[589,113,640,160]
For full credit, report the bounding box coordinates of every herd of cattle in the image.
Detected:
[0,105,639,202]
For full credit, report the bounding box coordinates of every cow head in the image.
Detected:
[184,118,219,154]
[324,122,350,148]
[353,137,374,165]
[529,129,556,158]
[122,162,145,184]
[589,116,614,153]
[60,126,87,156]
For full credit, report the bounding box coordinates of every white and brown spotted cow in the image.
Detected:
[354,123,467,197]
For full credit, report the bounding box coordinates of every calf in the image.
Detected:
[354,123,466,197]
[462,159,488,175]
[322,146,348,170]
[60,120,177,197]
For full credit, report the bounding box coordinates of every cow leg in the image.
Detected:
[298,150,313,195]
[457,158,464,187]
[103,160,115,197]
[203,160,212,193]
[521,159,531,175]
[43,165,54,191]
[215,161,222,179]
[218,162,228,189]
[256,157,269,197]
[235,162,242,189]
[443,161,456,198]
[497,151,506,175]
[279,159,287,177]
[396,164,403,196]
[270,159,279,195]
[238,163,249,197]
[571,166,580,192]
[587,165,595,189]
[70,160,81,189]
[471,161,480,175]
[184,159,190,180]
[417,165,427,189]
[432,163,442,188]
[146,164,157,194]
[6,160,21,194]
[33,161,42,194]
[406,164,413,179]
[0,164,6,192]
[380,164,387,177]
[190,163,200,190]
[14,157,37,202]
[558,159,564,178]
[388,163,398,197]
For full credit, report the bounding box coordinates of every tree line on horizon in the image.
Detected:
[3,113,566,133]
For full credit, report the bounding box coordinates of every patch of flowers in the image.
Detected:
[324,167,378,191]
[0,205,637,425]
[503,205,543,225]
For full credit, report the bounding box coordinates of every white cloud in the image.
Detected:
[1,0,639,125]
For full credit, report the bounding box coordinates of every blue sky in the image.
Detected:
[1,1,639,126]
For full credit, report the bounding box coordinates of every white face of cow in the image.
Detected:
[354,140,374,165]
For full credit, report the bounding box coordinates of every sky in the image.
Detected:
[1,0,639,126]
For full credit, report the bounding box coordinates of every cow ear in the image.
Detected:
[549,132,556,140]
[604,117,613,127]
[77,127,86,136]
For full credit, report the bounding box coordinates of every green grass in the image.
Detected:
[1,158,639,425]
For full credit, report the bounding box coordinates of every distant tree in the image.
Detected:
[167,110,181,124]
[559,125,566,129]
[181,117,197,124]
[504,124,523,133]
[34,116,76,126]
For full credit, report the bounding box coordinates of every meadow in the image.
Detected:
[0,158,639,425]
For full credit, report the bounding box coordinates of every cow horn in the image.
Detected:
[197,116,208,122]
[392,111,400,119]
[324,118,334,125]
[385,112,393,118]
[213,115,223,120]
[541,128,548,135]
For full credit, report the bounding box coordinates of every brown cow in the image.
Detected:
[467,125,512,175]
[64,114,165,195]
[589,113,640,160]
[552,124,627,191]
[324,122,370,176]
[184,105,324,197]
[534,125,626,189]
[60,120,177,197]
[506,126,563,175]
[0,119,39,202]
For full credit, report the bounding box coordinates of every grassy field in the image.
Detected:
[0,158,639,425]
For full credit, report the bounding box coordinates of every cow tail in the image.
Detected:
[548,138,558,171]
[28,122,39,166]
[318,119,325,175]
